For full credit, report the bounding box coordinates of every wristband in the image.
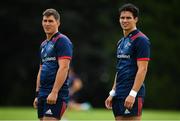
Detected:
[109,89,115,97]
[35,91,39,97]
[129,90,137,97]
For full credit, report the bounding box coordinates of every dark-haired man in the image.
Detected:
[105,3,150,121]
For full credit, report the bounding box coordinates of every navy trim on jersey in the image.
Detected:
[130,31,148,41]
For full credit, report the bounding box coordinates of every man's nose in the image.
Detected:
[45,22,50,25]
[123,18,128,22]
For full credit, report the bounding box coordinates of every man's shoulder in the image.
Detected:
[130,31,149,41]
[57,33,72,44]
[40,40,47,47]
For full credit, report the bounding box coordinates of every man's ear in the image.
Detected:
[135,17,138,23]
[58,21,60,27]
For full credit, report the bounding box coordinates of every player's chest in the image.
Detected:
[41,41,56,57]
[117,38,134,59]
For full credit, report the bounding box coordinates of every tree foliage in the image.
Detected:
[0,0,180,109]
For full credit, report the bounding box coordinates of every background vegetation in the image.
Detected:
[0,0,180,110]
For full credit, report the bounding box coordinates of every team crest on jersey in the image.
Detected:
[48,42,55,49]
[124,41,131,48]
[46,42,55,52]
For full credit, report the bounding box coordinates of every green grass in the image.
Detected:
[0,107,180,120]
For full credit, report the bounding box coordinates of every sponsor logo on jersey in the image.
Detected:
[117,54,130,59]
[42,57,56,62]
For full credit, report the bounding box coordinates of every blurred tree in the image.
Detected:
[0,0,180,109]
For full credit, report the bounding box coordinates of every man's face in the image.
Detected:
[42,15,60,35]
[119,11,137,31]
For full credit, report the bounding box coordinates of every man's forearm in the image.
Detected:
[109,72,117,97]
[51,66,69,93]
[132,67,147,92]
[36,66,41,92]
[112,72,117,90]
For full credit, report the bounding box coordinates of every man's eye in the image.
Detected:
[127,17,132,19]
[48,20,53,22]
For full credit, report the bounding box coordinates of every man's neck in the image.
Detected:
[46,31,58,40]
[123,27,137,37]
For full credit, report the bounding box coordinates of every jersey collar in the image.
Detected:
[126,29,139,38]
[49,32,61,41]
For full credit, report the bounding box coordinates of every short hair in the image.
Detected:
[43,8,60,21]
[119,3,139,18]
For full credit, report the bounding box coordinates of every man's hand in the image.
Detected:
[33,98,38,109]
[47,92,58,104]
[124,95,135,109]
[105,96,113,109]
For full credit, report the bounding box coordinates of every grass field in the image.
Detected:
[0,107,180,120]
